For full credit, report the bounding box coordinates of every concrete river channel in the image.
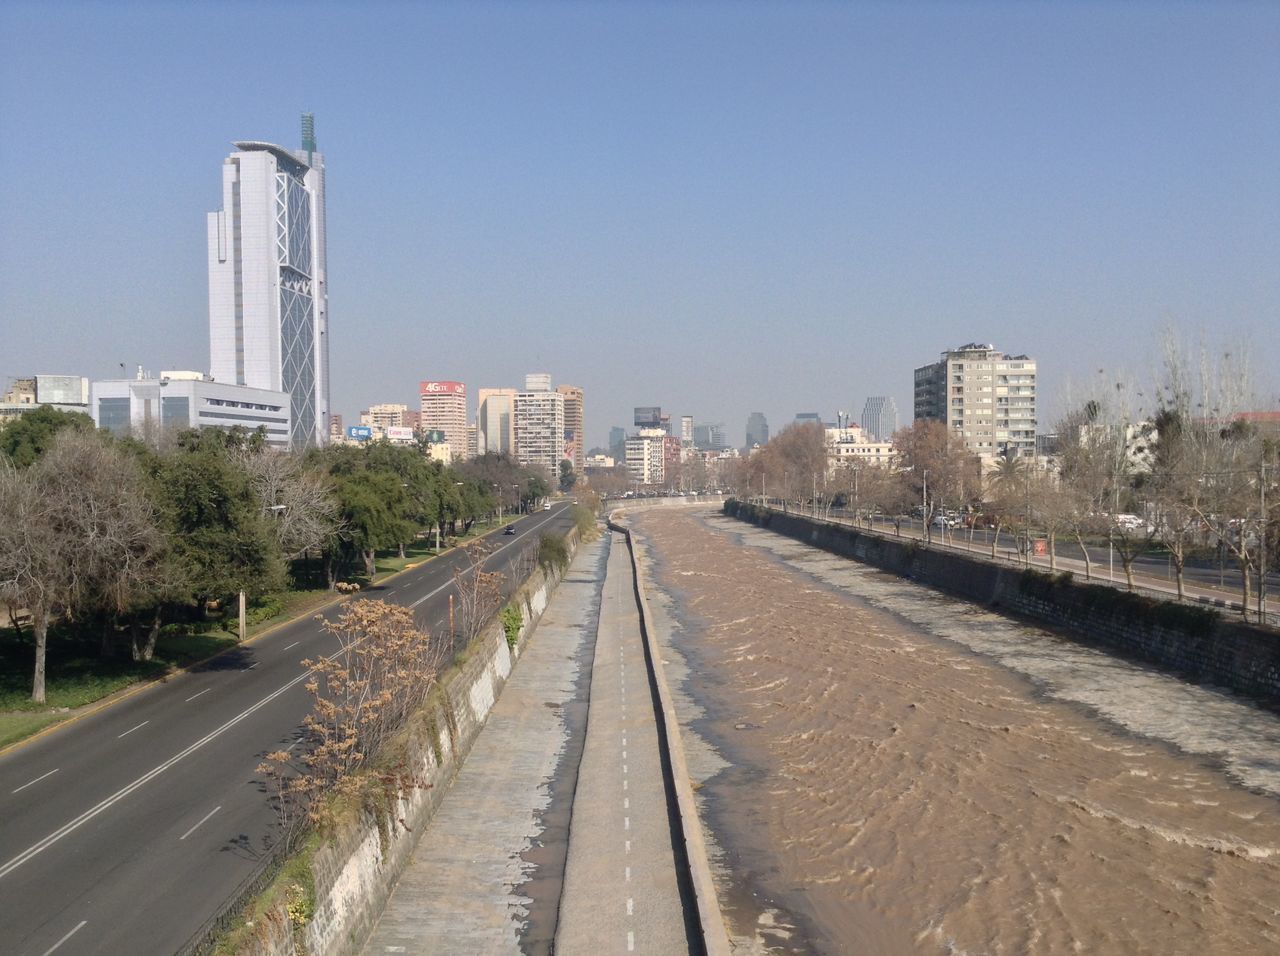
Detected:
[630,506,1280,955]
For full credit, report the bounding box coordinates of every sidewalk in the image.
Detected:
[361,535,609,955]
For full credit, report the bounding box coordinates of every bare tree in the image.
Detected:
[451,543,504,651]
[237,448,342,559]
[0,431,164,701]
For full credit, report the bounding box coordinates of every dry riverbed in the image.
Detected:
[631,507,1280,955]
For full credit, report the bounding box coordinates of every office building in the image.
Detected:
[477,388,518,455]
[419,381,468,461]
[515,375,565,478]
[860,396,899,442]
[1,375,90,428]
[609,426,627,459]
[557,384,585,473]
[913,343,1037,458]
[745,412,769,449]
[91,372,290,448]
[680,415,694,446]
[634,406,671,434]
[207,114,329,450]
[693,422,728,451]
[794,412,823,427]
[328,414,343,441]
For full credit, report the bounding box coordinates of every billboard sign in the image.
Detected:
[386,426,415,442]
[634,406,663,428]
[35,375,89,405]
[424,429,446,444]
[420,381,465,396]
[346,425,373,441]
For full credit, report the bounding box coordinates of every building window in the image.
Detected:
[98,397,131,435]
[162,396,190,430]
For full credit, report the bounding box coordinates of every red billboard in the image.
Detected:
[420,381,465,396]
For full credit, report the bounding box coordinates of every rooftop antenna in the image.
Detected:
[301,112,316,165]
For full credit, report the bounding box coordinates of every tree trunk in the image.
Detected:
[100,617,114,659]
[32,607,48,704]
[7,603,25,640]
[398,543,406,559]
[1122,556,1136,591]
[1173,550,1186,601]
[132,607,163,662]
[325,551,337,591]
[1049,531,1057,571]
[991,522,1001,558]
[1075,531,1092,580]
[363,549,377,578]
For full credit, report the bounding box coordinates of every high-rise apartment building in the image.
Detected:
[913,343,1037,458]
[515,375,565,478]
[208,114,329,449]
[362,403,407,431]
[860,396,899,442]
[557,384,585,473]
[745,412,769,449]
[680,415,694,446]
[419,381,468,461]
[477,387,517,456]
[625,429,666,485]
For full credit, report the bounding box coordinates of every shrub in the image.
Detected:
[537,533,570,574]
[501,604,523,649]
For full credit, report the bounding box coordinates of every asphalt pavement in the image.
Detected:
[0,503,576,956]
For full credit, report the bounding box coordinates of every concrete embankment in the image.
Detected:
[608,513,732,956]
[210,526,584,956]
[725,501,1280,703]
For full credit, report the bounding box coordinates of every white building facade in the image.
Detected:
[477,387,517,455]
[914,343,1037,458]
[419,381,468,462]
[90,373,290,448]
[514,376,565,478]
[208,115,329,450]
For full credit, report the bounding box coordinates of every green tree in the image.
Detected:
[559,460,576,492]
[154,429,286,608]
[0,405,95,468]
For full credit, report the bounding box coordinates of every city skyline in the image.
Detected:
[2,4,1278,449]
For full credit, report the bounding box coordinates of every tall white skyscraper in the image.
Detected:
[208,114,329,449]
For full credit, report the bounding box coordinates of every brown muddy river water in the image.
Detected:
[629,507,1280,955]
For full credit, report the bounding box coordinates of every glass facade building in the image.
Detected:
[208,116,328,450]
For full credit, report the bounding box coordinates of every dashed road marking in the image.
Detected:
[12,769,58,794]
[179,805,222,841]
[117,721,148,739]
[283,641,300,651]
[624,816,630,830]
[185,688,211,702]
[627,897,634,915]
[41,919,86,956]
[628,929,635,951]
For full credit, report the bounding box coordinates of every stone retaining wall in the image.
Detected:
[724,501,1280,702]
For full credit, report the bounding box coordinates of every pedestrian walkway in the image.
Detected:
[555,532,689,955]
[361,535,608,955]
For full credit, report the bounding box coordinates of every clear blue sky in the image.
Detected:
[2,1,1277,448]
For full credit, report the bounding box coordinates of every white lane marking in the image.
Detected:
[283,641,300,651]
[625,866,631,882]
[622,736,626,746]
[41,919,87,956]
[409,511,563,608]
[623,765,628,774]
[623,779,628,791]
[627,898,634,915]
[0,666,313,881]
[117,721,148,739]
[625,840,631,854]
[624,816,630,830]
[179,805,222,841]
[185,688,211,702]
[247,661,260,670]
[12,768,58,794]
[385,947,407,953]
[285,740,301,753]
[622,751,627,760]
[628,930,635,951]
[624,798,629,810]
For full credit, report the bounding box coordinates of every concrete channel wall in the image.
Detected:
[223,526,582,956]
[724,501,1280,702]
[608,512,732,956]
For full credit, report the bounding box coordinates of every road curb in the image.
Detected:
[0,519,515,760]
[609,510,732,956]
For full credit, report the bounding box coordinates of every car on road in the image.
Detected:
[543,502,552,510]
[503,525,517,535]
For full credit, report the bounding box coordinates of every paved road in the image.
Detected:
[0,504,576,956]
[556,531,691,955]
